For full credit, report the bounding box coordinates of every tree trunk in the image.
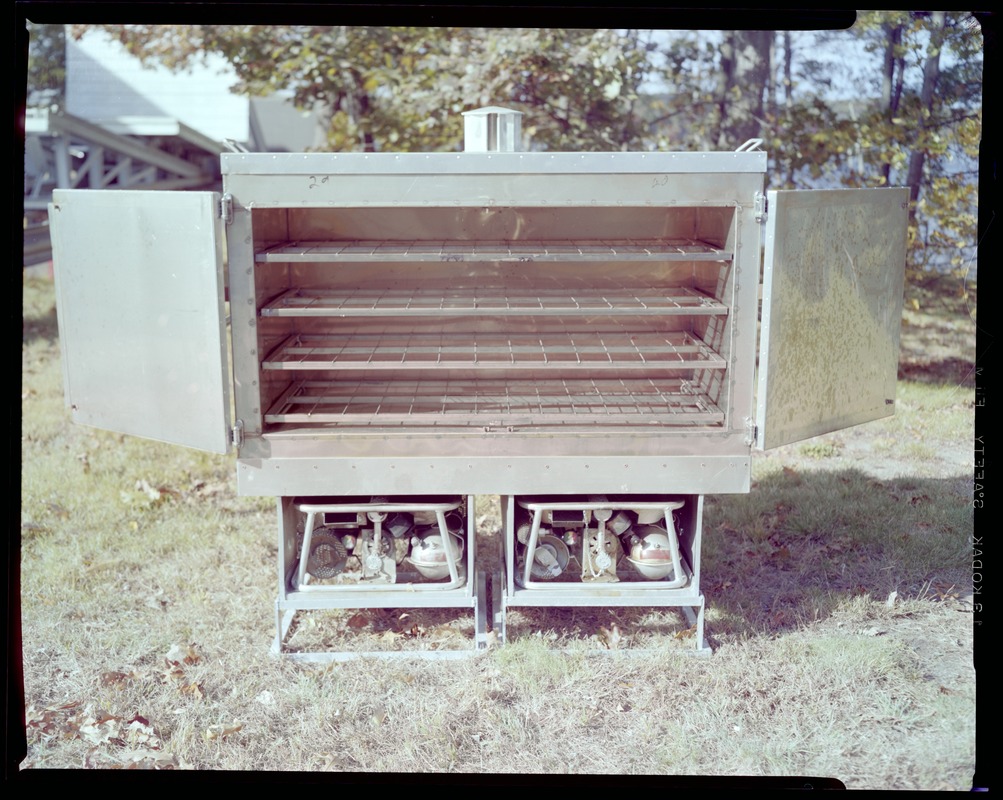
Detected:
[767,31,777,120]
[879,20,904,185]
[905,11,947,214]
[782,32,794,186]
[715,30,773,149]
[783,31,792,111]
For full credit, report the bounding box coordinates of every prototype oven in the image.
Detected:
[49,108,908,657]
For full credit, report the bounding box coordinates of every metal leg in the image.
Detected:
[475,571,488,649]
[680,599,710,654]
[272,605,296,656]
[493,567,506,644]
[295,511,317,590]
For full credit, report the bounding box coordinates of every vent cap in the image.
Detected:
[462,106,523,152]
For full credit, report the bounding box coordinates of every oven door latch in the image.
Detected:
[754,192,767,224]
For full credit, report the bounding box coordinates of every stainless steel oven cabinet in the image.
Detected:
[50,153,907,492]
[48,147,908,654]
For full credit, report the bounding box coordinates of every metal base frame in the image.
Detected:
[499,494,709,653]
[272,495,489,660]
[271,493,711,659]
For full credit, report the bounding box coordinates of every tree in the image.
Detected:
[78,25,661,153]
[739,13,981,278]
[713,30,773,148]
[26,21,66,104]
[643,30,774,151]
[67,22,981,278]
[446,29,659,152]
[840,12,981,276]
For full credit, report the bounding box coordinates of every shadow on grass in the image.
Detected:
[899,274,978,388]
[22,278,61,347]
[489,467,971,647]
[899,357,977,388]
[701,466,972,639]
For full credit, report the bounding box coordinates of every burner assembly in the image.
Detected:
[49,107,908,658]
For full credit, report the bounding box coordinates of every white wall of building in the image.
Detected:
[65,27,250,143]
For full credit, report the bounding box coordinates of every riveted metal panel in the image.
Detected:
[221,152,765,208]
[221,151,768,176]
[236,454,751,496]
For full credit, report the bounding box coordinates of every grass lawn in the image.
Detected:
[19,274,977,787]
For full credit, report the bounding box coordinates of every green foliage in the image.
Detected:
[26,21,66,102]
[786,13,982,279]
[75,26,660,153]
[66,21,980,280]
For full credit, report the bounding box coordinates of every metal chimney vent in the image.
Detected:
[462,106,523,152]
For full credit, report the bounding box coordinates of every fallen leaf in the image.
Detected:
[46,502,70,519]
[165,643,201,665]
[126,718,162,748]
[179,682,204,699]
[205,723,243,741]
[101,671,134,686]
[599,623,622,650]
[782,466,802,485]
[79,717,119,746]
[162,663,186,683]
[120,750,176,770]
[347,612,369,628]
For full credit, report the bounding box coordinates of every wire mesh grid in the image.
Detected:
[264,377,725,427]
[262,331,727,371]
[256,238,731,263]
[261,286,728,317]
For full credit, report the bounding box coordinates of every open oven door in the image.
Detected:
[48,189,232,454]
[755,187,909,450]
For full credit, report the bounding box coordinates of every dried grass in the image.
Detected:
[20,277,976,787]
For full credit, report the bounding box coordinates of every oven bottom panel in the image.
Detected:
[236,454,751,496]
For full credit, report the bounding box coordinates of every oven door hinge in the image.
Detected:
[219,193,234,226]
[744,416,758,447]
[754,192,768,224]
[231,419,244,449]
